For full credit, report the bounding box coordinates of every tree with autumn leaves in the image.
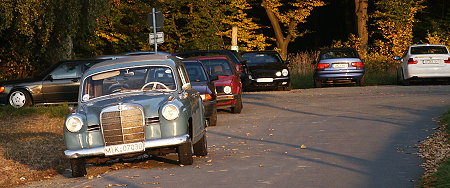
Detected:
[1,0,449,80]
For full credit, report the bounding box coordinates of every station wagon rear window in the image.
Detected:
[82,66,176,101]
[410,46,449,54]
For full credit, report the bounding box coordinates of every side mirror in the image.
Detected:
[209,75,219,81]
[393,56,401,61]
[46,75,54,81]
[284,60,291,64]
[182,83,192,90]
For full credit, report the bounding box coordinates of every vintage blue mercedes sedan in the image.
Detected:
[64,55,207,177]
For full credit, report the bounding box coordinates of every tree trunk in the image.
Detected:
[261,1,292,60]
[355,0,368,55]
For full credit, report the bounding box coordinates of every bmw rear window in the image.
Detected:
[410,46,449,54]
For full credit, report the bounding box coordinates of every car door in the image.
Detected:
[41,61,83,103]
[177,64,204,142]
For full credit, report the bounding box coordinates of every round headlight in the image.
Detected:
[282,69,289,76]
[66,115,83,133]
[275,71,282,77]
[223,86,232,94]
[162,104,179,120]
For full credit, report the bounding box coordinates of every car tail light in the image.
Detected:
[407,58,418,64]
[444,57,450,64]
[316,63,330,70]
[236,65,244,72]
[351,62,364,68]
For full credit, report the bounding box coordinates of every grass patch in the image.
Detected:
[364,71,398,86]
[420,108,450,188]
[0,105,69,119]
[290,73,314,89]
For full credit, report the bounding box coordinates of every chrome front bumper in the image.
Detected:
[216,94,237,101]
[64,134,189,159]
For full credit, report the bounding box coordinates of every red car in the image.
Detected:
[187,55,243,114]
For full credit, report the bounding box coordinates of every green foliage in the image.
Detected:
[0,0,109,81]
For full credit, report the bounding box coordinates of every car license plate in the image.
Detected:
[423,59,439,64]
[104,142,144,156]
[257,78,274,83]
[333,63,348,68]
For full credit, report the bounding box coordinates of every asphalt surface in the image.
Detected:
[23,85,450,188]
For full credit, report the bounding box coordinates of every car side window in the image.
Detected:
[50,62,82,79]
[177,65,190,86]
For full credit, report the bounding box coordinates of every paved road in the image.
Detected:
[24,85,450,188]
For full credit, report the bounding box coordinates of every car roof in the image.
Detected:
[84,55,179,76]
[185,55,230,60]
[409,44,448,48]
[242,51,279,54]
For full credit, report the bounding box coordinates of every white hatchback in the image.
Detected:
[395,44,450,85]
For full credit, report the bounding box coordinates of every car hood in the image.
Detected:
[80,92,173,118]
[0,77,42,86]
[213,75,234,86]
[192,84,209,94]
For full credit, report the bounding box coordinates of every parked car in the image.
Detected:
[241,51,291,91]
[0,59,106,108]
[187,55,243,114]
[183,60,218,126]
[64,55,207,177]
[312,47,365,87]
[176,50,249,86]
[394,44,450,85]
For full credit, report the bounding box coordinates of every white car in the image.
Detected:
[395,44,450,85]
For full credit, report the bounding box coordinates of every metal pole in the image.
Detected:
[152,8,158,54]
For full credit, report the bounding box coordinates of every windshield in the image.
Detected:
[242,53,281,64]
[81,66,176,101]
[185,63,208,82]
[410,46,449,54]
[198,59,233,76]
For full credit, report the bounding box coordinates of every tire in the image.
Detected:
[9,89,32,108]
[314,80,322,88]
[231,94,243,114]
[208,109,217,127]
[193,133,208,156]
[398,69,410,86]
[70,158,87,177]
[357,76,365,86]
[177,140,193,165]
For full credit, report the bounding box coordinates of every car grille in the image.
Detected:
[100,105,145,146]
[216,86,225,94]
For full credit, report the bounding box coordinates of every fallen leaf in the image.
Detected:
[300,144,307,149]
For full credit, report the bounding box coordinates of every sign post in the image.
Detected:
[147,8,164,54]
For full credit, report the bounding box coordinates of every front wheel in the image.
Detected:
[193,134,208,156]
[9,90,32,108]
[70,158,87,177]
[208,109,217,127]
[231,94,243,114]
[177,140,193,165]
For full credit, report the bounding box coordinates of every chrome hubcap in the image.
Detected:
[9,91,26,107]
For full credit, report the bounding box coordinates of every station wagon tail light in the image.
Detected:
[316,63,330,69]
[200,94,213,101]
[66,115,83,133]
[351,62,364,68]
[407,58,418,64]
[444,58,450,64]
[162,104,179,120]
[0,86,4,93]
